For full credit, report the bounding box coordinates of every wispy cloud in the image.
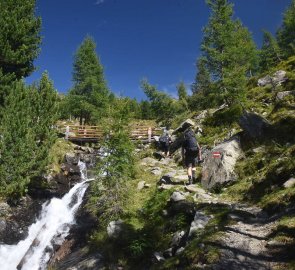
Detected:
[95,0,105,5]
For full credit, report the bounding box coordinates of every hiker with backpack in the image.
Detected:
[182,127,202,185]
[159,129,172,157]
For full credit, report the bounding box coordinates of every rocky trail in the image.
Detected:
[141,154,289,270]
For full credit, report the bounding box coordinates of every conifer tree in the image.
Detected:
[259,31,282,72]
[200,0,257,105]
[89,98,135,221]
[0,0,41,79]
[177,81,188,101]
[177,81,189,111]
[141,79,179,125]
[30,72,58,171]
[0,81,36,198]
[139,100,154,120]
[69,36,109,124]
[0,74,58,198]
[0,0,41,106]
[277,0,295,58]
[192,57,211,95]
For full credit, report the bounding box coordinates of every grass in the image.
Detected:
[48,138,75,173]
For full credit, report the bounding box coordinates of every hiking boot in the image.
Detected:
[187,177,193,185]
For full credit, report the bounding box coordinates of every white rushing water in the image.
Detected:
[0,161,90,270]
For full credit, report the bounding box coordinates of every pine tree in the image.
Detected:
[70,36,109,124]
[277,0,295,58]
[200,0,257,105]
[0,81,36,198]
[0,0,41,79]
[259,31,282,72]
[0,74,58,198]
[30,72,58,172]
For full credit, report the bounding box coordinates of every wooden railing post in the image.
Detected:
[65,125,70,140]
[148,127,152,143]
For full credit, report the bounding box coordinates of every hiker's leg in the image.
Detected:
[192,167,196,182]
[187,164,193,184]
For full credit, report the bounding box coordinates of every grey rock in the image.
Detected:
[151,167,162,175]
[137,181,146,190]
[239,111,271,140]
[283,177,295,188]
[258,75,272,87]
[163,248,173,258]
[153,252,165,262]
[175,247,185,255]
[140,157,157,167]
[201,136,242,190]
[258,70,287,87]
[107,220,124,238]
[171,231,186,247]
[0,202,10,216]
[65,152,79,165]
[189,211,212,237]
[170,191,186,202]
[276,90,295,101]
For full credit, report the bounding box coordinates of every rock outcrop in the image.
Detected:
[239,111,271,140]
[257,70,287,87]
[201,136,242,190]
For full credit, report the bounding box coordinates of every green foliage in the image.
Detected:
[259,31,282,72]
[138,100,155,120]
[141,79,187,126]
[0,0,41,79]
[199,0,257,106]
[66,36,110,124]
[277,0,295,59]
[0,74,58,198]
[191,57,217,110]
[87,98,135,223]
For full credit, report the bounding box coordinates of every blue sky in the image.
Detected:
[27,0,291,100]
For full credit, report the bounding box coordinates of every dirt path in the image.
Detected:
[143,155,288,269]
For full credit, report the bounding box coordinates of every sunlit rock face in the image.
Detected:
[201,136,242,191]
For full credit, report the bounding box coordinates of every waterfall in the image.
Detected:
[0,161,90,270]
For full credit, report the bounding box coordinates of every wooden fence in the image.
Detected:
[58,125,162,143]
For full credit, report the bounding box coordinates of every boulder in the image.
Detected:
[188,211,212,237]
[283,178,295,188]
[258,70,287,87]
[239,111,271,140]
[201,136,242,190]
[137,181,146,190]
[107,220,124,238]
[170,191,186,202]
[171,230,186,247]
[65,152,79,165]
[276,90,295,101]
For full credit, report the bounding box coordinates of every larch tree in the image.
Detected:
[69,36,110,124]
[277,0,295,58]
[200,0,257,106]
[259,31,282,72]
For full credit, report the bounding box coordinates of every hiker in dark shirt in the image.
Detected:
[159,130,171,157]
[182,128,202,185]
